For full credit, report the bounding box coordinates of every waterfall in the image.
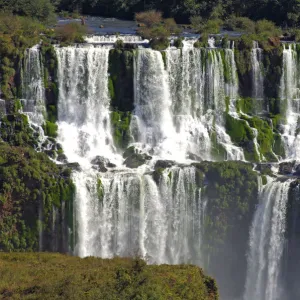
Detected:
[130,47,244,161]
[55,45,121,166]
[280,43,300,159]
[252,41,264,101]
[131,49,180,160]
[243,178,291,300]
[21,45,47,125]
[72,165,205,265]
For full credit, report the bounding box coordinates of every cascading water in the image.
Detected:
[243,178,291,300]
[74,166,205,265]
[85,34,147,44]
[252,41,265,102]
[21,45,47,126]
[131,49,180,160]
[55,45,120,166]
[280,43,300,159]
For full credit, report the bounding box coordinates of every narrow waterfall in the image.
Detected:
[21,45,47,125]
[165,47,211,160]
[131,49,179,160]
[55,45,121,166]
[280,43,300,159]
[243,179,291,300]
[252,41,264,101]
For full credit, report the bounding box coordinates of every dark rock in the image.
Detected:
[124,153,151,168]
[44,150,56,159]
[57,153,68,163]
[90,156,116,172]
[279,161,295,175]
[293,164,300,176]
[154,160,175,169]
[255,163,273,176]
[123,146,136,159]
[187,152,202,162]
[65,162,81,172]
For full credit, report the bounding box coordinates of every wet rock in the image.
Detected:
[293,164,300,176]
[154,160,175,169]
[124,153,151,168]
[65,162,81,172]
[57,153,68,163]
[123,147,151,168]
[91,156,116,172]
[187,152,202,162]
[255,163,273,176]
[123,146,136,159]
[279,161,295,175]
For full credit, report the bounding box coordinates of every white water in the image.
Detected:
[21,45,47,125]
[74,166,205,264]
[280,43,300,160]
[244,179,291,300]
[85,34,148,44]
[55,45,122,167]
[252,41,264,101]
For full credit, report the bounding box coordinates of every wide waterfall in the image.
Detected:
[21,38,300,300]
[244,178,291,300]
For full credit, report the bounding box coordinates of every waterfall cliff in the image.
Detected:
[14,39,300,300]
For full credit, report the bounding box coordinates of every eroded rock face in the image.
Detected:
[154,160,175,169]
[91,156,116,172]
[279,161,296,175]
[123,146,152,168]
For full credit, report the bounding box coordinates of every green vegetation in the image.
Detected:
[0,143,74,251]
[111,111,131,150]
[0,253,218,299]
[136,10,181,50]
[193,161,258,298]
[42,121,58,138]
[55,22,87,44]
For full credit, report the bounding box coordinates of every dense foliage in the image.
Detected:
[0,253,219,299]
[55,0,300,27]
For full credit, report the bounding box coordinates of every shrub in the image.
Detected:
[115,39,124,49]
[255,20,282,37]
[174,37,184,48]
[224,16,256,34]
[135,10,162,28]
[55,22,87,43]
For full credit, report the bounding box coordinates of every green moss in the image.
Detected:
[240,115,277,161]
[225,113,254,145]
[42,121,58,138]
[273,133,285,158]
[261,175,267,185]
[108,76,115,101]
[236,98,255,115]
[111,110,131,150]
[161,51,167,69]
